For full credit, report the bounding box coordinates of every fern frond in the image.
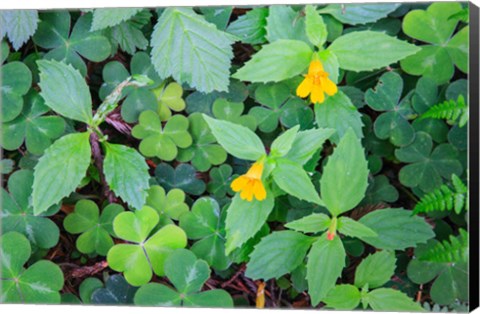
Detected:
[419,229,468,263]
[420,95,468,127]
[413,174,468,215]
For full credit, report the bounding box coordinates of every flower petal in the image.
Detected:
[321,77,338,96]
[231,176,248,192]
[240,186,254,202]
[253,180,267,201]
[310,85,325,104]
[296,77,313,98]
[246,162,264,180]
[308,60,324,74]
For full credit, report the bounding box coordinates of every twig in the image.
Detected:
[221,264,246,288]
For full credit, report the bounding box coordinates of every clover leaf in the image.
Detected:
[401,2,467,84]
[179,198,231,270]
[407,239,468,305]
[207,164,236,198]
[1,90,65,155]
[249,83,313,133]
[99,52,162,123]
[0,159,14,174]
[146,185,189,227]
[0,61,32,122]
[153,82,186,121]
[63,200,124,256]
[134,249,233,307]
[132,110,192,161]
[1,170,60,249]
[361,175,399,205]
[154,163,207,196]
[177,113,227,171]
[33,12,111,76]
[0,232,64,303]
[90,274,138,305]
[395,131,463,193]
[212,99,257,131]
[365,72,415,147]
[107,206,187,286]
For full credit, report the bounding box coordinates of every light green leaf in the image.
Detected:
[273,158,322,205]
[328,31,420,71]
[0,10,39,50]
[151,8,234,93]
[226,8,268,45]
[91,8,142,31]
[284,128,334,165]
[233,40,313,83]
[270,126,299,157]
[203,115,265,161]
[305,5,327,47]
[354,250,396,289]
[265,5,308,43]
[37,59,92,124]
[1,61,32,123]
[319,3,400,25]
[365,288,424,312]
[103,143,149,210]
[447,26,468,73]
[225,193,274,255]
[33,132,91,215]
[307,235,346,306]
[285,213,331,233]
[323,284,361,310]
[246,231,314,280]
[321,129,369,216]
[338,217,377,241]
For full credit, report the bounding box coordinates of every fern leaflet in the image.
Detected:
[419,229,468,263]
[420,95,468,127]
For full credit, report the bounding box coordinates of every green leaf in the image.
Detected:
[226,8,268,45]
[37,59,92,124]
[359,208,435,250]
[107,207,187,286]
[285,213,331,233]
[63,200,123,255]
[246,231,314,280]
[354,250,396,289]
[319,3,400,25]
[151,8,234,93]
[321,129,368,216]
[272,158,322,205]
[132,111,192,161]
[33,132,91,215]
[307,235,346,306]
[270,125,299,157]
[225,193,274,255]
[146,185,189,226]
[0,232,64,303]
[91,8,142,31]
[265,5,308,43]
[233,40,313,83]
[337,217,377,241]
[365,288,424,312]
[179,198,230,270]
[212,99,257,130]
[323,284,361,310]
[91,274,138,305]
[0,61,32,122]
[154,163,206,196]
[199,7,232,30]
[0,10,39,50]
[447,26,468,73]
[1,170,60,249]
[314,91,364,143]
[79,277,103,303]
[328,31,420,71]
[203,115,265,161]
[177,113,227,171]
[395,132,463,192]
[207,165,235,198]
[284,128,334,165]
[154,82,187,121]
[103,143,149,210]
[361,175,399,205]
[365,72,415,146]
[318,49,340,83]
[305,5,327,47]
[1,90,65,155]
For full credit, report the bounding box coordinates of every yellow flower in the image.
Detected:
[296,60,338,104]
[230,161,266,202]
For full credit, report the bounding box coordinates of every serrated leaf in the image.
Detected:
[354,250,396,289]
[151,8,234,93]
[33,132,91,215]
[103,143,149,210]
[284,128,334,165]
[0,10,39,50]
[323,284,361,310]
[91,8,142,31]
[265,5,308,43]
[285,213,331,233]
[365,288,424,312]
[305,5,327,47]
[319,4,400,25]
[338,217,377,241]
[226,8,268,45]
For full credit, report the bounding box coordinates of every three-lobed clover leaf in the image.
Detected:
[1,90,65,155]
[134,249,233,307]
[177,113,228,171]
[33,11,111,76]
[63,199,124,256]
[132,110,192,161]
[395,131,463,193]
[146,185,189,227]
[107,206,187,286]
[90,274,138,305]
[0,232,64,303]
[400,2,467,84]
[207,164,236,198]
[212,99,257,131]
[153,82,186,121]
[0,61,32,122]
[1,169,60,249]
[249,83,314,133]
[154,163,207,196]
[365,71,415,147]
[179,197,231,270]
